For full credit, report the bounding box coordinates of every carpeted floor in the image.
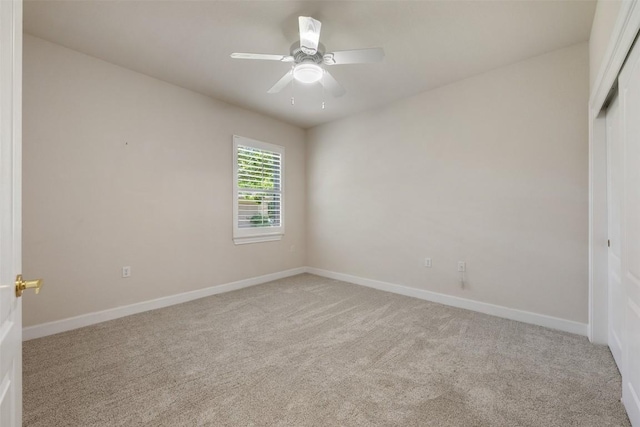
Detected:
[23,274,630,426]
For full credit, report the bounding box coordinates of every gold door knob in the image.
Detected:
[15,274,43,297]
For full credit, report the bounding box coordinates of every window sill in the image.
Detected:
[233,234,283,245]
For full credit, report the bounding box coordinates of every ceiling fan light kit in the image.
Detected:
[231,15,384,99]
[293,63,323,84]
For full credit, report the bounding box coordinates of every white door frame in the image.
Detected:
[589,0,640,344]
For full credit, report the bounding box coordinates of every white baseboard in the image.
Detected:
[306,267,588,336]
[24,266,588,340]
[22,267,307,341]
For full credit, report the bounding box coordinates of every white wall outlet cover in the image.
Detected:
[457,261,466,272]
[424,258,432,268]
[122,266,131,278]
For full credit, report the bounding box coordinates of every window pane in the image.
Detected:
[237,146,281,191]
[238,191,281,228]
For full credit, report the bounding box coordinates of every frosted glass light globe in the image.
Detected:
[293,63,323,84]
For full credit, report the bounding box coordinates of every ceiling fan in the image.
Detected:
[230,16,384,97]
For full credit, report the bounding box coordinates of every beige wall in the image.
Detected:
[589,0,623,90]
[22,35,306,327]
[307,43,589,323]
[23,35,590,327]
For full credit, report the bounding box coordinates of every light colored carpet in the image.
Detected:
[24,274,630,426]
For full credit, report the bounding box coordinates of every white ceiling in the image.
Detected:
[24,1,596,129]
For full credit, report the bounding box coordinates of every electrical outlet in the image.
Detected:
[424,258,432,268]
[122,266,131,278]
[457,261,466,272]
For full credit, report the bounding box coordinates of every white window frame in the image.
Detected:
[233,135,285,245]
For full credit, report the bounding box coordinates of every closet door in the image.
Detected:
[607,97,625,369]
[619,36,640,426]
[606,94,624,370]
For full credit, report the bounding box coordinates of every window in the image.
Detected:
[233,135,284,244]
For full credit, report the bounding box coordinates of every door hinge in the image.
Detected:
[608,239,611,247]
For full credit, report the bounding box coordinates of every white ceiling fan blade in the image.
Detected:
[231,53,294,62]
[321,70,346,97]
[323,48,384,65]
[267,70,294,94]
[299,16,321,55]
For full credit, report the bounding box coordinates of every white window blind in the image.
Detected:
[233,136,284,244]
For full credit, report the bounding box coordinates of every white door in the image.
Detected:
[619,35,640,426]
[0,0,22,425]
[607,93,625,370]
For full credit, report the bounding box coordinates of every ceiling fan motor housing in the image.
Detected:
[290,42,324,64]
